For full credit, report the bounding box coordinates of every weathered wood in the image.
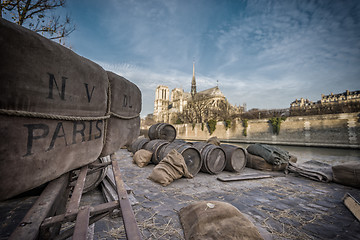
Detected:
[102,178,119,201]
[86,162,111,176]
[73,206,90,240]
[66,165,88,217]
[89,160,112,169]
[87,224,95,240]
[217,174,272,182]
[148,123,177,141]
[41,201,119,228]
[39,181,71,239]
[112,160,142,240]
[106,167,133,194]
[343,193,360,221]
[9,173,69,240]
[54,212,109,240]
[101,183,122,218]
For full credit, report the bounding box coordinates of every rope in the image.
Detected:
[0,109,140,121]
[110,111,140,120]
[0,109,110,121]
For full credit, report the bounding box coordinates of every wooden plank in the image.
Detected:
[87,224,95,240]
[73,206,90,240]
[102,178,118,201]
[343,193,360,221]
[39,181,71,239]
[54,212,109,240]
[66,165,88,216]
[101,184,121,218]
[217,174,272,182]
[9,173,69,240]
[106,167,133,194]
[41,201,119,228]
[112,160,142,240]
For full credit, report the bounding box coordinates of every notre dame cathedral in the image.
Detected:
[153,63,245,123]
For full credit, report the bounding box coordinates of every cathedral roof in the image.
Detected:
[198,86,224,97]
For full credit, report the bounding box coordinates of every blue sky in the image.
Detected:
[64,0,360,117]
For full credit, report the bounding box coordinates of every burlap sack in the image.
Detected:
[133,149,152,168]
[247,153,297,171]
[179,201,264,240]
[206,136,221,146]
[332,162,360,188]
[0,19,108,200]
[100,72,141,156]
[148,149,193,186]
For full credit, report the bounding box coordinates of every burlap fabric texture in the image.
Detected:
[179,201,264,240]
[0,18,108,200]
[206,136,221,146]
[148,149,193,186]
[287,160,333,182]
[332,162,360,188]
[247,153,297,171]
[247,143,290,165]
[133,149,152,168]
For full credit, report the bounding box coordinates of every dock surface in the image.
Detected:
[86,149,360,239]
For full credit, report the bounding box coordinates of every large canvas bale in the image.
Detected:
[0,19,108,200]
[247,153,297,171]
[332,162,360,188]
[100,72,141,156]
[247,143,290,165]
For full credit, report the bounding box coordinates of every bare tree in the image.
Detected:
[1,0,75,44]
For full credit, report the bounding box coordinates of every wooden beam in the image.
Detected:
[41,201,119,228]
[54,212,109,240]
[112,160,142,240]
[217,174,272,182]
[66,165,88,217]
[9,173,69,240]
[343,193,360,221]
[73,206,90,240]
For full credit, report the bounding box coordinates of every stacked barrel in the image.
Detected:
[0,19,141,200]
[131,123,248,176]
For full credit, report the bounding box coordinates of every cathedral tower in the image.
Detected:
[154,85,169,122]
[191,62,197,98]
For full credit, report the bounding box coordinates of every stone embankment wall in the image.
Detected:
[170,113,360,149]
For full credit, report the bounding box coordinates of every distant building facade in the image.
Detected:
[153,63,245,123]
[290,90,360,110]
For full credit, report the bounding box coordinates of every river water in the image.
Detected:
[229,143,360,166]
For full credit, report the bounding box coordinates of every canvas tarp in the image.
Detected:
[247,144,290,165]
[332,162,360,188]
[287,160,333,182]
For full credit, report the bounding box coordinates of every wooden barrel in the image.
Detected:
[148,123,176,141]
[220,144,247,172]
[129,137,150,154]
[159,142,202,176]
[193,142,226,174]
[144,139,170,164]
[84,156,111,193]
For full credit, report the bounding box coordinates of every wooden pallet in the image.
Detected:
[8,159,142,240]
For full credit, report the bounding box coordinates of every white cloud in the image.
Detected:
[68,0,360,116]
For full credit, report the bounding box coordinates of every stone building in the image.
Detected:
[290,90,360,110]
[153,63,245,123]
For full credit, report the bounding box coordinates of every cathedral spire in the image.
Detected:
[191,61,197,98]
